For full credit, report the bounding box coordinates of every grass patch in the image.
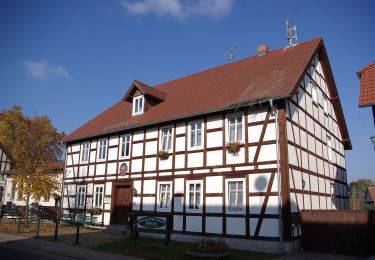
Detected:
[93,236,278,259]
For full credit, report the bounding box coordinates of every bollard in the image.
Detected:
[75,223,80,245]
[16,217,21,233]
[54,219,59,241]
[36,216,41,237]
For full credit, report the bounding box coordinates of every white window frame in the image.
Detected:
[157,181,172,212]
[327,136,333,162]
[312,85,318,104]
[80,142,89,162]
[185,180,203,212]
[323,96,328,114]
[97,139,107,161]
[76,185,86,208]
[225,178,245,214]
[93,185,104,208]
[188,120,204,150]
[132,95,144,116]
[160,126,173,151]
[226,113,244,143]
[119,134,131,158]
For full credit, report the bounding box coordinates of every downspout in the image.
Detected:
[60,142,67,214]
[269,99,284,253]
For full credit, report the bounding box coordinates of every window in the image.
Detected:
[327,136,333,161]
[186,181,202,210]
[323,96,328,114]
[76,185,86,208]
[132,95,144,116]
[189,120,203,148]
[81,142,89,162]
[226,179,245,213]
[228,115,243,142]
[94,185,104,208]
[312,85,318,104]
[120,135,131,158]
[98,139,107,160]
[158,182,171,210]
[161,127,172,151]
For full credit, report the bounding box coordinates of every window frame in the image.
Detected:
[93,184,104,208]
[160,126,173,152]
[132,95,144,116]
[80,142,90,162]
[226,113,244,143]
[97,139,107,161]
[119,134,131,158]
[185,180,203,212]
[188,120,204,150]
[225,178,245,214]
[157,181,172,212]
[76,185,86,208]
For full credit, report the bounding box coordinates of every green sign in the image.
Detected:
[137,216,166,230]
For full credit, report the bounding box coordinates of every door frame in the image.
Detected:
[110,180,133,225]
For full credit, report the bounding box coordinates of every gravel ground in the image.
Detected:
[0,218,125,248]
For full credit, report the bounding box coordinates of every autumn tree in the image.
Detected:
[0,106,65,226]
[348,178,375,210]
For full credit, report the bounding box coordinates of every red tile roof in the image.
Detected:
[124,80,166,102]
[63,38,351,149]
[366,187,375,203]
[358,61,375,107]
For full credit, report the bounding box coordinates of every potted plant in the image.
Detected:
[158,150,169,160]
[226,142,244,155]
[186,239,229,259]
[87,207,102,217]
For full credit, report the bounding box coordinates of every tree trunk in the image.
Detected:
[26,195,30,228]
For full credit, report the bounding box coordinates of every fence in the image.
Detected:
[300,210,375,256]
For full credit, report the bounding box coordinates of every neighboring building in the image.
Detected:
[62,38,351,252]
[0,143,12,205]
[365,187,375,205]
[358,61,375,127]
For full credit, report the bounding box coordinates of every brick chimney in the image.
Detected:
[257,45,270,56]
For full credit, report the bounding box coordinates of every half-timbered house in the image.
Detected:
[62,38,351,252]
[0,143,12,205]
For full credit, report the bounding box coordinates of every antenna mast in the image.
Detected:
[226,43,240,63]
[286,20,298,47]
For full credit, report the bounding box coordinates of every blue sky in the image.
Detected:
[0,0,374,182]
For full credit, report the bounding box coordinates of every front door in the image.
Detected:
[112,183,132,224]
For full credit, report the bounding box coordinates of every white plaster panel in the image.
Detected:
[259,219,279,237]
[288,102,299,123]
[88,165,95,176]
[304,194,311,210]
[186,216,202,232]
[146,127,158,139]
[132,143,144,157]
[90,141,97,149]
[188,152,203,168]
[132,197,140,210]
[72,154,79,165]
[131,159,142,173]
[248,125,262,143]
[71,144,80,152]
[288,144,298,166]
[309,154,317,173]
[257,144,276,162]
[79,166,88,177]
[207,132,223,148]
[175,122,186,135]
[107,162,117,175]
[306,116,314,134]
[290,193,298,213]
[206,115,222,129]
[108,148,118,161]
[307,134,315,153]
[311,195,319,209]
[175,154,185,169]
[296,193,304,210]
[103,212,111,225]
[109,136,119,146]
[265,196,279,214]
[175,137,186,152]
[310,175,319,192]
[249,196,264,214]
[133,130,144,141]
[143,180,156,194]
[248,108,267,123]
[248,146,257,163]
[142,197,155,211]
[205,217,222,234]
[174,178,184,194]
[159,157,172,170]
[89,151,96,163]
[133,181,141,195]
[301,151,308,170]
[145,141,157,155]
[226,148,244,164]
[205,197,222,213]
[96,164,105,175]
[206,150,223,166]
[144,157,157,171]
[250,218,258,236]
[105,182,112,195]
[292,170,302,190]
[206,176,223,193]
[226,217,245,235]
[173,215,183,231]
[174,197,183,212]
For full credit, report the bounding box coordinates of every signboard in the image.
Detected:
[104,197,111,204]
[137,216,166,231]
[119,163,128,176]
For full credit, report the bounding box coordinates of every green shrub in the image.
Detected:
[191,239,229,254]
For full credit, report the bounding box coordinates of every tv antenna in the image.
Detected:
[226,43,240,63]
[286,20,298,47]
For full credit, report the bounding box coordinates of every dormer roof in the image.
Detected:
[123,80,166,102]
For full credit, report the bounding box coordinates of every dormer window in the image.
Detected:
[133,95,144,116]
